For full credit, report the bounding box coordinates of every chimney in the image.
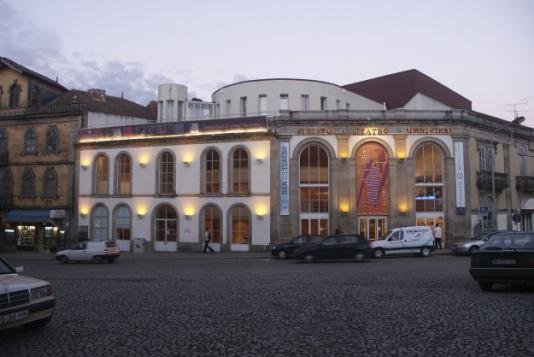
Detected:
[146,100,158,113]
[87,88,106,102]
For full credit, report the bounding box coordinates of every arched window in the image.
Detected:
[8,80,22,108]
[230,148,249,193]
[24,128,36,154]
[230,205,250,244]
[414,143,444,213]
[93,154,109,194]
[154,204,177,242]
[43,167,58,199]
[92,205,109,241]
[0,169,13,206]
[114,205,131,241]
[115,153,131,194]
[201,204,222,243]
[157,152,175,194]
[203,149,221,193]
[46,126,59,154]
[299,144,329,235]
[21,168,35,198]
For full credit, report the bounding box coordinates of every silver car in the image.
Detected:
[452,231,512,255]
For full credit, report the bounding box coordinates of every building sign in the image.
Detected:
[454,142,466,215]
[356,142,389,215]
[279,142,290,215]
[78,116,268,141]
[295,127,454,136]
[50,210,66,219]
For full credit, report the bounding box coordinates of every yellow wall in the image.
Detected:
[0,68,29,108]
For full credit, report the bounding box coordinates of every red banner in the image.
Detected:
[356,143,389,215]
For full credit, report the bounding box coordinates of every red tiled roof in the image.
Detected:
[343,69,471,110]
[0,56,68,92]
[48,90,156,120]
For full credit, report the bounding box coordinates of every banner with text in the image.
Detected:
[356,142,390,215]
[279,142,290,215]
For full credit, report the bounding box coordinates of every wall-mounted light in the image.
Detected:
[139,154,149,168]
[398,200,408,216]
[183,160,192,167]
[79,207,89,218]
[136,206,147,219]
[396,149,406,161]
[81,159,90,170]
[184,206,195,219]
[255,206,267,220]
[339,198,350,214]
[183,153,194,167]
[255,151,266,164]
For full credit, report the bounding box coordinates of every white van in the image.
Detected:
[369,226,434,258]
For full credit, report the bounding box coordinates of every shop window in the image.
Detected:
[46,126,59,154]
[24,128,36,154]
[201,204,222,243]
[21,168,35,198]
[203,149,221,193]
[115,153,131,194]
[93,154,109,195]
[8,80,22,108]
[91,205,109,241]
[230,205,250,244]
[230,147,249,193]
[154,204,177,242]
[157,151,175,194]
[114,205,131,240]
[43,167,58,199]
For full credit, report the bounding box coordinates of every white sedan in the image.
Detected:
[0,256,55,330]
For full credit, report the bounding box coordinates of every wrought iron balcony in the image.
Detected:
[476,171,509,191]
[516,176,534,193]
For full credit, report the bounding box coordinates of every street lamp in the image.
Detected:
[490,115,525,229]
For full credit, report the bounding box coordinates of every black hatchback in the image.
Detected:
[271,235,323,259]
[470,232,534,291]
[294,234,370,262]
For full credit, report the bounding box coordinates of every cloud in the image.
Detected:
[0,1,172,105]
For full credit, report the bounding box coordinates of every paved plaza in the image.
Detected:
[1,252,533,357]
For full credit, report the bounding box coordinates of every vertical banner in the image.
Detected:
[356,142,389,215]
[454,142,466,215]
[279,142,290,215]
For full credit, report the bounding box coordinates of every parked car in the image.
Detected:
[370,226,434,258]
[55,240,120,263]
[452,230,512,255]
[294,234,370,262]
[271,235,323,259]
[470,232,534,291]
[0,256,55,330]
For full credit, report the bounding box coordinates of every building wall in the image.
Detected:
[87,112,155,128]
[0,68,30,108]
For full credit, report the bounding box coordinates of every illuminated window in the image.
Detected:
[157,151,175,194]
[93,154,109,195]
[230,205,250,244]
[154,204,177,242]
[203,149,220,193]
[202,204,222,243]
[230,147,249,193]
[114,205,131,240]
[414,143,444,213]
[91,205,109,241]
[115,153,131,195]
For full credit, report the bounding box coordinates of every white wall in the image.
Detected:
[87,112,153,128]
[404,93,452,111]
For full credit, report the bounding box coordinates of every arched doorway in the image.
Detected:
[153,204,178,252]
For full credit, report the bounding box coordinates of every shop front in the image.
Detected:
[3,209,67,253]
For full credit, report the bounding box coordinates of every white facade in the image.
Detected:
[86,112,154,129]
[212,79,383,118]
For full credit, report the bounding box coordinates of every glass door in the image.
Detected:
[358,217,387,240]
[300,217,328,236]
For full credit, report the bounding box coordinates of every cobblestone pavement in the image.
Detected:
[1,253,533,357]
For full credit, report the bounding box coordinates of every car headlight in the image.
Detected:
[30,285,52,300]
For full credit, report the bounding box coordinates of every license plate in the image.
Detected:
[491,259,516,265]
[1,310,29,324]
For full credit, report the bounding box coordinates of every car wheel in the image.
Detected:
[468,246,479,255]
[354,252,365,262]
[372,248,384,259]
[58,255,69,264]
[278,250,288,260]
[420,247,431,257]
[304,254,314,263]
[92,256,103,264]
[478,281,493,292]
[24,316,52,330]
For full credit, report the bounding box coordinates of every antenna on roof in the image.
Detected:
[121,92,124,99]
[505,101,527,119]
[56,76,58,83]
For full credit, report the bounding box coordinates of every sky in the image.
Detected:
[1,0,534,127]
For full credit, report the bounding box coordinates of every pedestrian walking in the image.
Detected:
[203,228,215,253]
[433,223,443,249]
[335,224,342,235]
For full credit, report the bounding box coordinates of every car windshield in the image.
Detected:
[381,230,393,240]
[0,258,15,275]
[105,241,117,248]
[483,234,534,250]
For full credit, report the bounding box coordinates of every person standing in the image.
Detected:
[203,228,215,254]
[433,223,443,249]
[335,225,342,235]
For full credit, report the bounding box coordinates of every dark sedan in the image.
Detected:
[294,234,370,262]
[470,232,534,291]
[271,235,323,259]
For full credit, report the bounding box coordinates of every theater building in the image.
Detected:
[75,72,534,252]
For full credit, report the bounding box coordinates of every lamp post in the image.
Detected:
[491,115,525,230]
